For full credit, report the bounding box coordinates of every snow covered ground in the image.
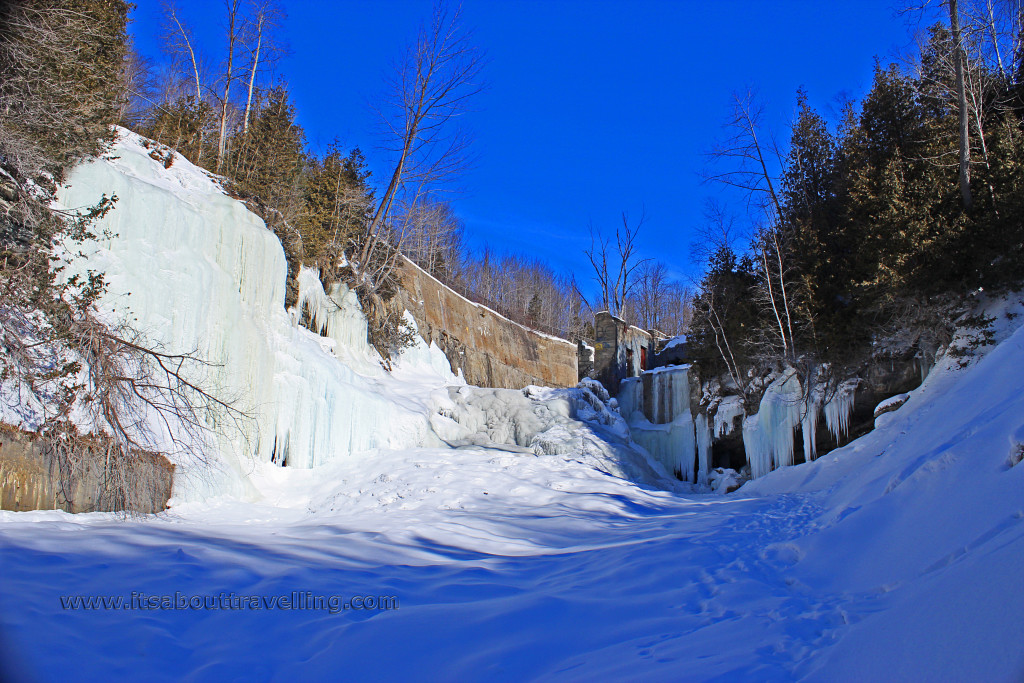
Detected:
[3,295,1024,681]
[3,129,1023,680]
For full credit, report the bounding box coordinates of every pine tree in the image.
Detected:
[298,142,374,271]
[0,0,129,172]
[228,83,306,209]
[140,95,213,164]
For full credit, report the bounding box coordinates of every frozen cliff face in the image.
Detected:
[618,362,861,484]
[55,130,456,500]
[622,366,703,483]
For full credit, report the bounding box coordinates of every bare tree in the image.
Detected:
[241,0,285,136]
[162,1,203,105]
[160,1,208,162]
[117,40,158,127]
[583,210,649,319]
[390,197,465,276]
[949,0,974,210]
[216,0,242,173]
[705,93,796,357]
[357,1,484,281]
[912,13,1001,211]
[690,203,746,392]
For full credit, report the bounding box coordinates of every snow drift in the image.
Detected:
[2,294,1023,681]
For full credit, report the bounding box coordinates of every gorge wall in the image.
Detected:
[396,256,579,389]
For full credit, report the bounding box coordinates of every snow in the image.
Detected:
[662,334,687,350]
[3,307,1024,679]
[4,129,1024,680]
[708,467,742,493]
[874,391,910,416]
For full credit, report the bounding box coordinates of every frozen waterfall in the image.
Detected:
[56,130,455,500]
[618,362,861,483]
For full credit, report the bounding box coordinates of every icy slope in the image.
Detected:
[55,130,455,500]
[2,296,1022,681]
[742,296,1024,681]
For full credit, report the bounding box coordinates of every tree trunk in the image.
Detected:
[950,0,973,211]
[242,13,263,136]
[216,0,240,174]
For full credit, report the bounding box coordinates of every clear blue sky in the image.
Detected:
[129,0,936,287]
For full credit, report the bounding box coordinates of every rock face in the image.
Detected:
[0,426,173,513]
[592,311,653,395]
[396,256,578,389]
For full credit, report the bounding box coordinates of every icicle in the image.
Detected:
[642,365,692,424]
[696,412,712,486]
[294,266,376,362]
[617,377,642,421]
[714,395,744,438]
[824,379,859,442]
[742,414,771,479]
[801,376,825,462]
[742,370,803,478]
[626,365,697,482]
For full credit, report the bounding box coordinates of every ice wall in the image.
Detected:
[617,377,643,422]
[57,130,454,500]
[742,371,803,479]
[619,362,862,484]
[623,366,703,483]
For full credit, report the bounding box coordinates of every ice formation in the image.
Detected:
[619,365,702,483]
[695,412,712,486]
[801,375,826,462]
[616,377,643,422]
[824,379,859,442]
[713,395,744,438]
[55,130,456,500]
[616,358,866,482]
[436,381,675,487]
[741,370,804,478]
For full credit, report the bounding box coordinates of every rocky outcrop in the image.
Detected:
[0,425,174,514]
[396,257,578,389]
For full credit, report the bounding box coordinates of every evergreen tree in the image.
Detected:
[839,63,962,300]
[0,0,129,172]
[228,83,306,210]
[298,142,374,270]
[688,244,760,387]
[140,95,214,164]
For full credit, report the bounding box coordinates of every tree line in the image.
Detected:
[689,0,1024,404]
[129,1,694,346]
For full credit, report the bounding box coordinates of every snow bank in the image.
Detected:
[2,296,1024,681]
[55,130,456,500]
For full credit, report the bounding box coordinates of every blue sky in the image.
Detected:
[129,0,935,286]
